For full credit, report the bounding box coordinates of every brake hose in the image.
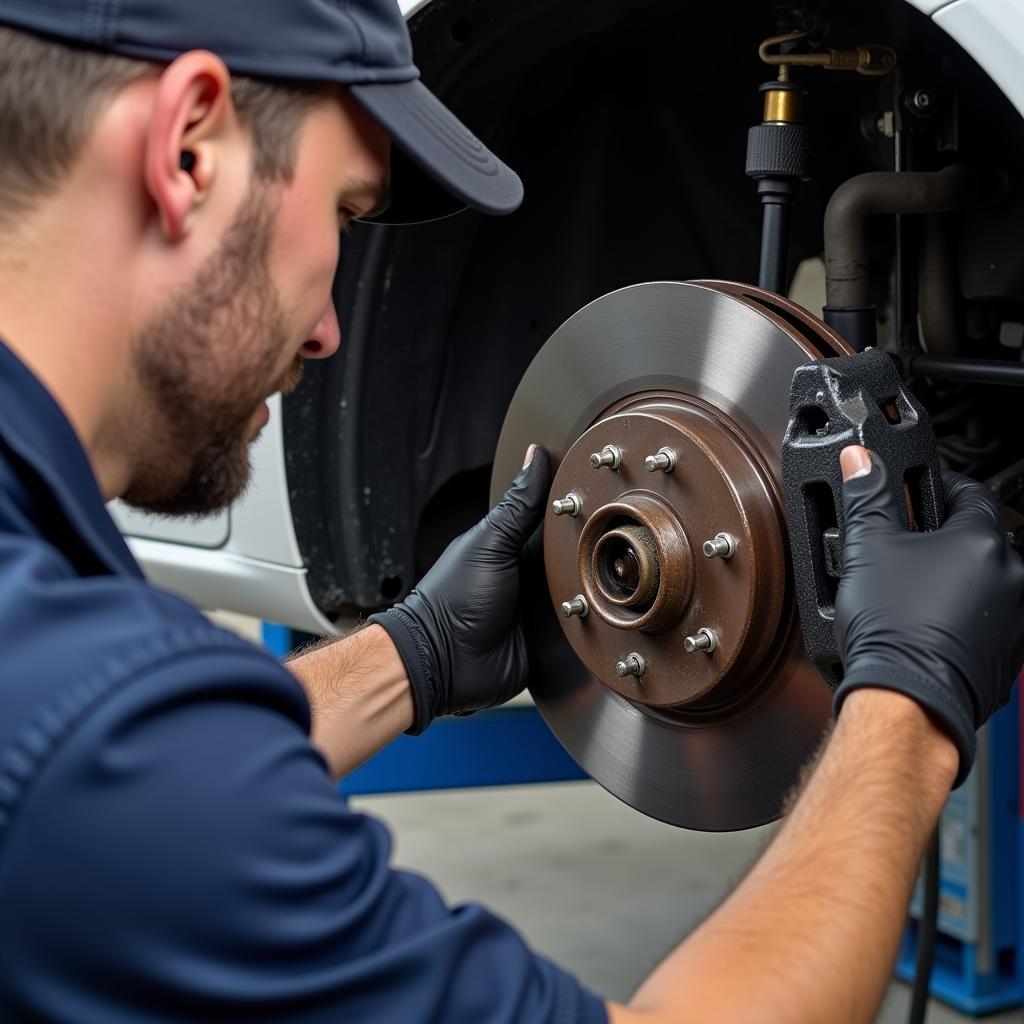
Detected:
[908,825,940,1024]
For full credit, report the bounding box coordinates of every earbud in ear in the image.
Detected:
[179,151,197,174]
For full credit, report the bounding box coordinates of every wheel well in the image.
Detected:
[283,0,1024,619]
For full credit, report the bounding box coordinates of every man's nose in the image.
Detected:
[300,302,341,360]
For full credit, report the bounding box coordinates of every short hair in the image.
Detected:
[0,25,324,226]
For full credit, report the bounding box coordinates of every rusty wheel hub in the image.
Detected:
[491,280,851,831]
[548,392,788,710]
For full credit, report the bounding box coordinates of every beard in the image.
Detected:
[120,187,303,518]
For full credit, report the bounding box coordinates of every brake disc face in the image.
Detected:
[491,281,851,831]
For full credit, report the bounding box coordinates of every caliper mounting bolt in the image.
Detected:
[644,447,677,473]
[615,652,646,678]
[702,532,738,560]
[551,493,582,517]
[561,595,589,619]
[684,628,718,654]
[590,445,622,471]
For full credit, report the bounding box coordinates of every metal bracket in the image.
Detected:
[780,347,944,689]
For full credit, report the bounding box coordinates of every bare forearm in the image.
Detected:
[611,689,958,1024]
[286,624,414,778]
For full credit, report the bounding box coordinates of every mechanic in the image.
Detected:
[0,1,1021,1022]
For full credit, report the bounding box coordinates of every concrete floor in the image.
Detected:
[354,781,1019,1024]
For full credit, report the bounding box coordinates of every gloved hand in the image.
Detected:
[369,446,550,734]
[834,445,1024,786]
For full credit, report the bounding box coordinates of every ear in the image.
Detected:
[143,51,234,242]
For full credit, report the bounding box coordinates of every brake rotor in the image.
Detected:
[491,280,852,831]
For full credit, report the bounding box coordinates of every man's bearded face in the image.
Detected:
[121,188,304,518]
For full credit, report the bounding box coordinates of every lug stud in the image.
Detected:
[644,447,677,473]
[615,652,646,678]
[702,532,738,560]
[589,444,622,470]
[684,628,718,654]
[561,595,589,619]
[551,493,582,517]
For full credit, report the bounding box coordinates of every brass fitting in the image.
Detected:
[758,31,896,81]
[762,84,803,124]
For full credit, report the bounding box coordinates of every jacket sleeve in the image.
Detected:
[0,639,608,1024]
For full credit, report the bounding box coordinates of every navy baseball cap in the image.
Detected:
[0,0,523,225]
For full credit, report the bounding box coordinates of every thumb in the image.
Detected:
[841,446,903,538]
[485,445,552,554]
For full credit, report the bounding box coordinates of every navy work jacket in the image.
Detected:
[0,341,607,1024]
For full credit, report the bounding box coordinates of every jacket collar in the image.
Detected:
[0,339,143,579]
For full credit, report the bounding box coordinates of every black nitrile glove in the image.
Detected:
[369,446,550,734]
[834,449,1024,786]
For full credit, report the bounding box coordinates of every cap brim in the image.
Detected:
[350,78,523,226]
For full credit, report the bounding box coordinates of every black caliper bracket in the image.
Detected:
[780,347,944,690]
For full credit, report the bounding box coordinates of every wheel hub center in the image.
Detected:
[579,494,692,630]
[545,392,789,710]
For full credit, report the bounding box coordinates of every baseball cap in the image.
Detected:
[0,0,523,225]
